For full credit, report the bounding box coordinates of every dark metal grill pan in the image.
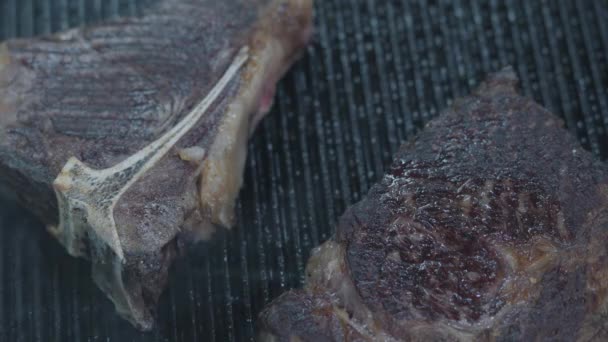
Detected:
[1,0,607,341]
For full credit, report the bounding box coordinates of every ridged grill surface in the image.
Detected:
[1,0,607,341]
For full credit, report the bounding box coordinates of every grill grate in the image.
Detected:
[1,0,608,341]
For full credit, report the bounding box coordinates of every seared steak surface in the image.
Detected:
[0,0,312,330]
[259,69,608,341]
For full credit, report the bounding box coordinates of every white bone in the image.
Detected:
[51,46,249,261]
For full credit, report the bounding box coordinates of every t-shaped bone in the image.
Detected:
[51,47,249,261]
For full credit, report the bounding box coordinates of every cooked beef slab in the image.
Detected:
[259,68,608,341]
[0,0,312,330]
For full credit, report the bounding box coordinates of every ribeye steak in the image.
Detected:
[259,68,608,341]
[0,0,312,330]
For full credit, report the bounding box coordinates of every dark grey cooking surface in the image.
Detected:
[1,0,607,341]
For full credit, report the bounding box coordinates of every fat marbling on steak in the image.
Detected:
[259,68,608,341]
[0,0,312,330]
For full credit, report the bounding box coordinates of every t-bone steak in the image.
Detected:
[0,0,312,330]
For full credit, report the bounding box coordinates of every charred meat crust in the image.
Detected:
[0,0,313,330]
[259,68,608,341]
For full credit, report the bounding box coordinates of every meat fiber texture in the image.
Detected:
[259,68,608,342]
[0,0,313,330]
